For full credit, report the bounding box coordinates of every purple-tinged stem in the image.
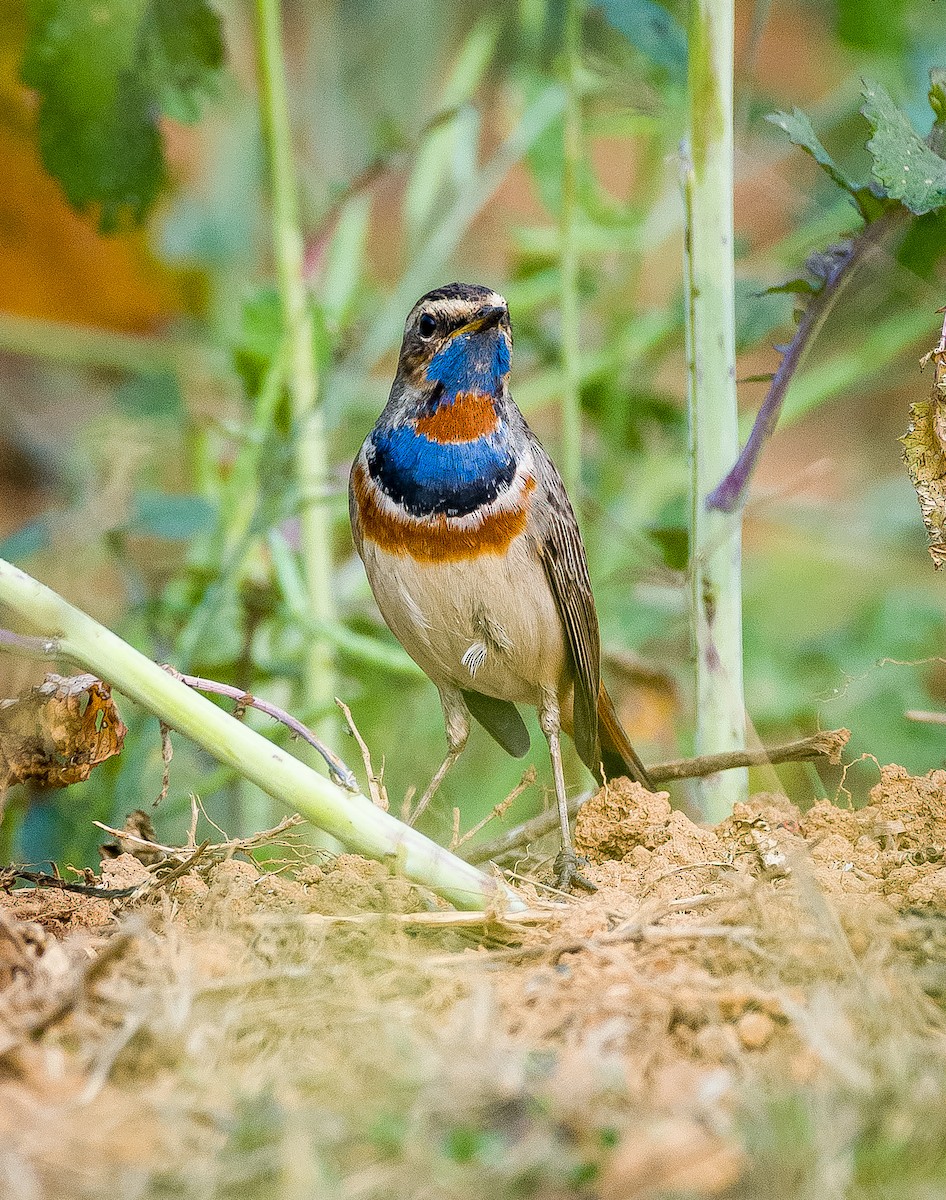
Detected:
[708,211,903,513]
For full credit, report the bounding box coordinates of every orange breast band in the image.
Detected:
[353,464,532,563]
[413,391,499,443]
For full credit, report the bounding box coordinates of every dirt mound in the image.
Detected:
[575,765,946,909]
[1,766,946,1197]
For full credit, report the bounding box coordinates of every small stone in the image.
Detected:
[736,1010,775,1051]
[692,1023,740,1062]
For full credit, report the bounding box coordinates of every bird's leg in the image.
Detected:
[409,687,469,826]
[540,694,596,893]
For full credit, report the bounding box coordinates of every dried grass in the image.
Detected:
[2,766,946,1197]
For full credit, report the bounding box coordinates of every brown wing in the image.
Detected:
[462,690,531,758]
[535,462,602,775]
[598,683,654,788]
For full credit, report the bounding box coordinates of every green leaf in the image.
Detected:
[115,373,183,419]
[766,108,856,195]
[928,68,946,158]
[734,279,793,353]
[231,287,328,400]
[834,0,907,53]
[21,0,224,232]
[321,192,371,327]
[597,0,687,80]
[0,519,51,561]
[130,492,216,540]
[862,81,946,216]
[403,17,498,243]
[231,287,284,397]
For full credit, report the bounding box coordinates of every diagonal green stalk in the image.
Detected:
[559,0,582,500]
[0,559,522,912]
[254,0,337,733]
[683,0,747,819]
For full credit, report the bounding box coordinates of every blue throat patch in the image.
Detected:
[425,328,510,396]
[367,424,516,518]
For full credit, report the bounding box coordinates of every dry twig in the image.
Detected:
[906,710,946,725]
[93,813,307,870]
[161,665,358,790]
[0,869,140,899]
[155,722,173,807]
[336,696,388,809]
[424,910,758,968]
[450,767,536,852]
[463,729,850,865]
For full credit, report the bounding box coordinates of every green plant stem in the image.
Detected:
[349,82,564,376]
[559,0,582,499]
[266,529,424,677]
[683,0,746,819]
[254,0,337,741]
[0,559,521,912]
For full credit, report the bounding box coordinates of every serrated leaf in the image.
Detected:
[21,0,224,232]
[598,0,687,80]
[766,108,856,195]
[862,81,946,216]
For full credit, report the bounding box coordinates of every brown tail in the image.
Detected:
[596,683,653,790]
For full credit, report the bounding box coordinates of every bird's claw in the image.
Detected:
[554,847,597,893]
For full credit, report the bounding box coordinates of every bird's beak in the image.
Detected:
[452,304,507,338]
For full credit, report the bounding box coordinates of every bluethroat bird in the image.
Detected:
[350,282,652,890]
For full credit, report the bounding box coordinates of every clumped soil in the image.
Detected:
[3,765,946,1198]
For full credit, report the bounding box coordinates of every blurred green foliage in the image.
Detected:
[2,0,946,866]
[22,0,224,230]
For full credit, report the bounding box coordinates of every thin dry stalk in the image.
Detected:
[906,710,946,725]
[451,767,537,852]
[163,666,357,790]
[154,722,173,807]
[244,908,559,928]
[336,697,388,809]
[93,814,308,872]
[423,922,761,969]
[187,793,200,850]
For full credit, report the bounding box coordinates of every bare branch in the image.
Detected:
[452,767,536,852]
[906,710,946,725]
[0,628,61,657]
[335,696,388,808]
[463,729,850,866]
[161,665,358,791]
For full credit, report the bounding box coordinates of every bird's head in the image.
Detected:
[395,282,512,400]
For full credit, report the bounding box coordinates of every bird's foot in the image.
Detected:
[554,847,597,893]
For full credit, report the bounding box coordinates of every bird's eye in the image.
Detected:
[417,313,438,339]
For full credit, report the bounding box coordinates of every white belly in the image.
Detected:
[360,535,568,705]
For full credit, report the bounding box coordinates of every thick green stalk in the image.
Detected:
[683,0,746,818]
[0,559,522,912]
[254,0,337,731]
[559,0,582,499]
